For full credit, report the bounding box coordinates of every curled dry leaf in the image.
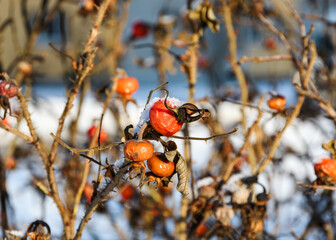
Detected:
[175,154,190,196]
[232,187,249,205]
[215,206,234,226]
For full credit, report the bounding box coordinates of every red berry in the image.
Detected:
[120,184,135,202]
[87,125,108,143]
[195,223,209,237]
[0,81,18,98]
[264,37,277,50]
[131,21,149,39]
[149,100,183,136]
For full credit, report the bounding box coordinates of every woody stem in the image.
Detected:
[138,122,148,140]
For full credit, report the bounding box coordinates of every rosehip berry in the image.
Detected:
[147,152,175,177]
[87,125,108,143]
[120,184,135,202]
[267,94,286,111]
[0,81,18,98]
[314,158,336,182]
[149,100,183,136]
[116,77,139,97]
[124,139,154,162]
[264,37,277,50]
[131,21,149,39]
[83,183,94,204]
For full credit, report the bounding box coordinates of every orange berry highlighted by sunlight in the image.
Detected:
[147,152,175,177]
[267,94,286,111]
[116,77,139,97]
[124,139,154,162]
[314,158,336,182]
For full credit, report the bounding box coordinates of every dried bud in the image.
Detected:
[18,61,33,76]
[232,187,249,205]
[215,206,234,226]
[198,185,216,199]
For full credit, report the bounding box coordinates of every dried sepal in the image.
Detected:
[175,154,190,196]
[163,89,210,123]
[24,220,51,240]
[187,1,220,35]
[123,124,134,141]
[322,140,336,156]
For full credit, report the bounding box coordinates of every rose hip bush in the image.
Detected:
[1,1,336,240]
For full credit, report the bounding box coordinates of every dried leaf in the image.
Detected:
[175,154,190,196]
[322,140,336,155]
[165,150,177,162]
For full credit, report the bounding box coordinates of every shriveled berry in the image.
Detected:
[0,81,18,98]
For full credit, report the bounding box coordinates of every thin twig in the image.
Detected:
[168,128,238,141]
[0,121,34,143]
[145,82,169,107]
[49,0,112,164]
[50,133,123,153]
[238,55,292,64]
[73,166,128,240]
[223,2,248,132]
[297,182,336,191]
[71,69,122,221]
[223,94,265,182]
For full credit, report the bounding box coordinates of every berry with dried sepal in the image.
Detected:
[124,139,154,162]
[147,152,175,177]
[149,100,183,136]
[314,158,336,184]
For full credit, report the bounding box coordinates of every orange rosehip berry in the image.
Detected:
[116,77,139,97]
[124,139,154,162]
[267,94,286,111]
[147,152,175,177]
[314,158,336,182]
